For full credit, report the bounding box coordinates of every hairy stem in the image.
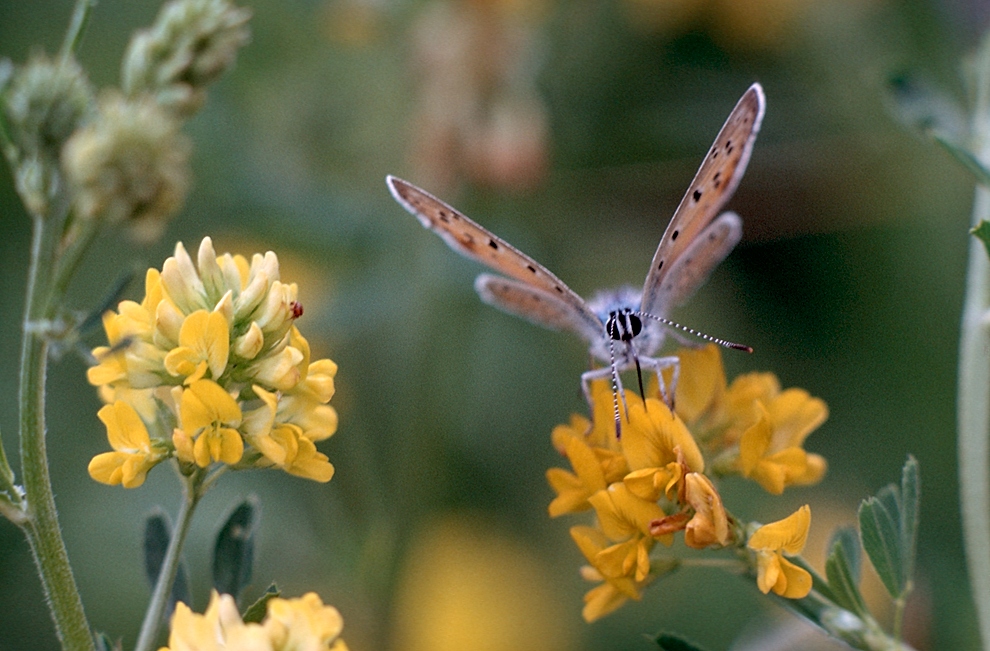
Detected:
[18,215,94,651]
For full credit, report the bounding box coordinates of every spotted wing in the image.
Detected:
[640,83,765,317]
[647,212,742,316]
[387,175,603,336]
[474,273,604,344]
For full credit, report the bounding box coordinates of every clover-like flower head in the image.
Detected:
[88,237,338,487]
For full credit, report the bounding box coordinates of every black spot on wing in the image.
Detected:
[488,239,498,250]
[692,189,702,202]
[526,264,537,273]
[671,230,679,241]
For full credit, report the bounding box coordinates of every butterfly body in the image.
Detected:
[388,83,765,423]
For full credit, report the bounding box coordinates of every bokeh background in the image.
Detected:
[0,0,982,649]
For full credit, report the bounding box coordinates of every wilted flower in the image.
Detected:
[62,92,190,239]
[2,54,94,215]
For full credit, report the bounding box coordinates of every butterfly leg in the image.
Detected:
[638,355,680,409]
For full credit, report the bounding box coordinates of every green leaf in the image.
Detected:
[857,457,922,601]
[859,495,903,598]
[972,220,990,261]
[825,527,868,617]
[212,497,260,599]
[655,632,711,651]
[93,632,120,651]
[242,584,280,624]
[144,509,191,617]
[899,455,920,593]
[936,135,990,188]
[829,526,861,579]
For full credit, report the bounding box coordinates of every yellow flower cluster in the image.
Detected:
[160,591,347,651]
[87,237,338,487]
[547,345,826,621]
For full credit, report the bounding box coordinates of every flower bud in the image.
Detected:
[122,0,251,117]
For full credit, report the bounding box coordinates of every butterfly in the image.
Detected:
[387,83,765,432]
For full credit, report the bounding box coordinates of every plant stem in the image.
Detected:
[133,476,202,651]
[18,215,94,651]
[958,32,990,651]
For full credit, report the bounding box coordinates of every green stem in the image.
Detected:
[59,0,96,62]
[770,589,915,651]
[892,596,906,645]
[18,215,94,651]
[958,32,990,651]
[133,475,202,651]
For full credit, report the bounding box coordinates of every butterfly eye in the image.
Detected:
[606,311,642,342]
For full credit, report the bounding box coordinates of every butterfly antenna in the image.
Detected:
[607,338,627,437]
[639,313,753,353]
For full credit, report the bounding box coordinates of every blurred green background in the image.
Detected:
[0,0,981,649]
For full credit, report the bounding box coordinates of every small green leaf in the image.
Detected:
[829,526,861,579]
[144,509,191,617]
[859,494,904,598]
[212,497,260,599]
[825,528,868,617]
[655,632,711,651]
[242,584,280,624]
[93,632,120,651]
[899,455,920,593]
[972,221,990,261]
[936,135,990,188]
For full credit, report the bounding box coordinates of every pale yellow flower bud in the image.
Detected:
[122,0,251,117]
[233,321,264,359]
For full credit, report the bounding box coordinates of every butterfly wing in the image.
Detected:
[648,211,742,312]
[640,83,765,317]
[474,274,604,343]
[387,175,604,337]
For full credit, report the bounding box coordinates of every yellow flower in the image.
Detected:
[264,593,347,651]
[582,482,667,589]
[163,309,230,383]
[546,344,827,618]
[671,344,727,427]
[588,482,666,543]
[159,590,346,651]
[681,472,730,549]
[88,401,167,488]
[570,525,653,622]
[177,379,244,467]
[620,393,703,502]
[747,505,813,598]
[547,434,607,517]
[159,592,267,651]
[88,237,339,485]
[738,394,828,494]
